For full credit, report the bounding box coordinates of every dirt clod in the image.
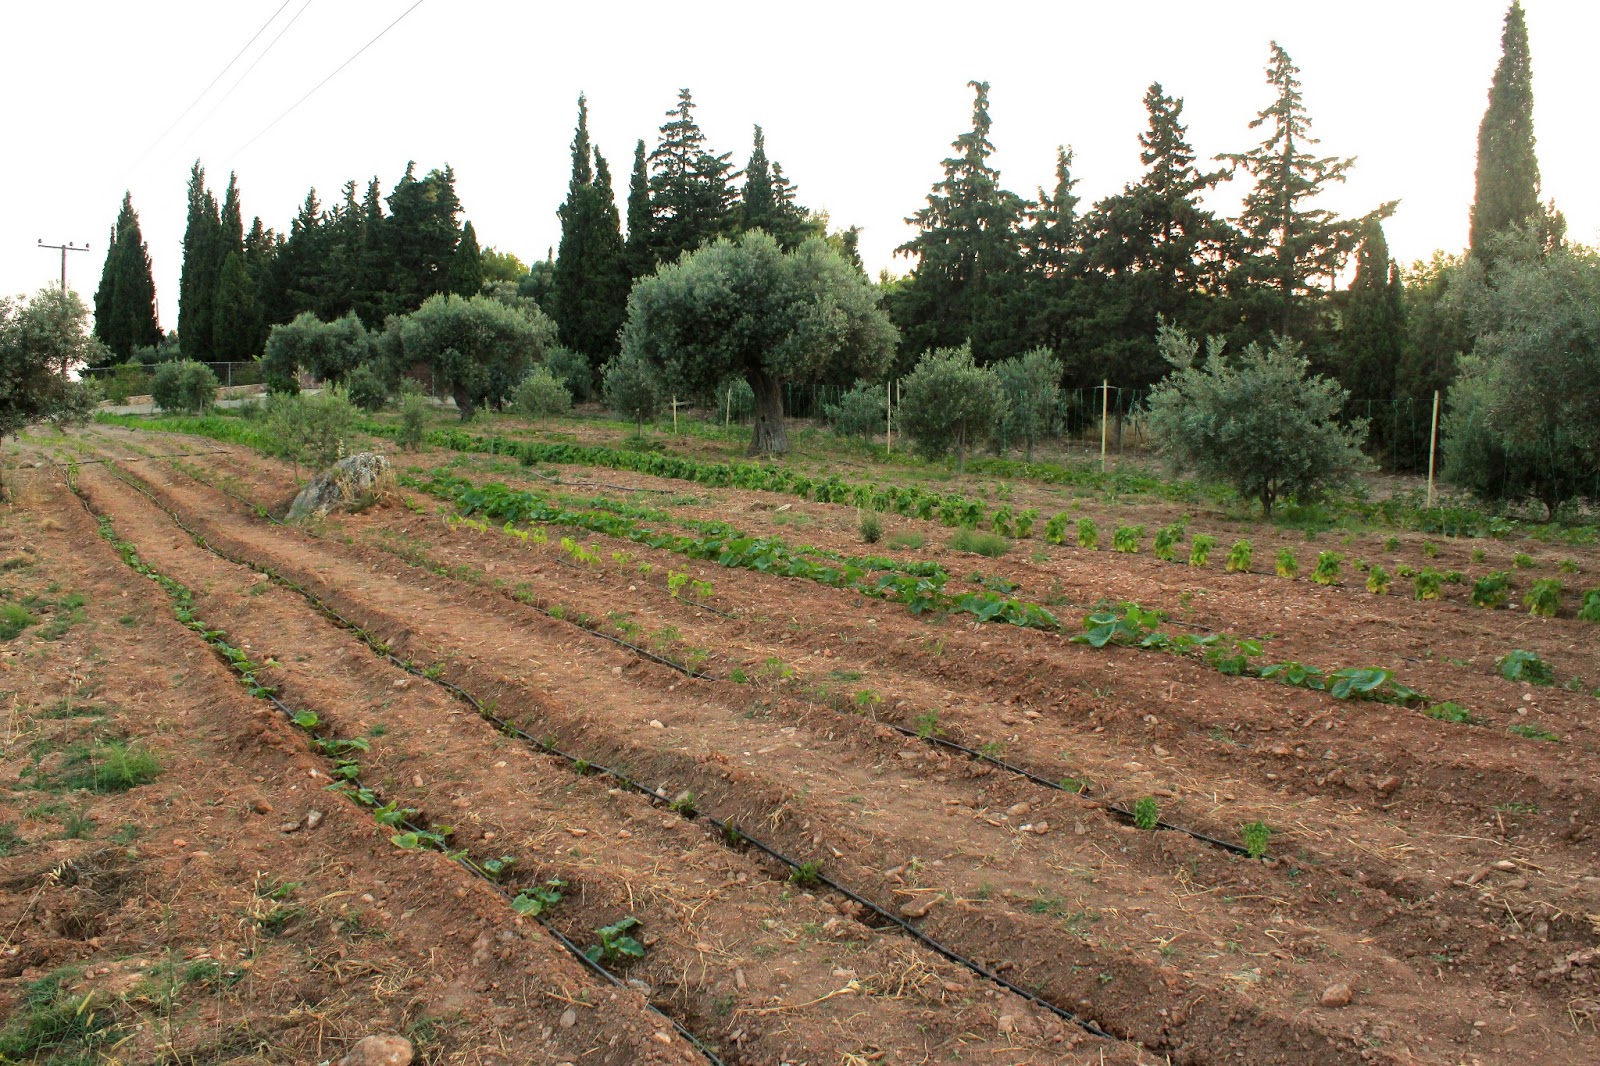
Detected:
[338,1034,413,1066]
[1320,982,1353,1008]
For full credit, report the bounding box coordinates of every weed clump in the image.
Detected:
[57,742,160,792]
[949,528,1010,558]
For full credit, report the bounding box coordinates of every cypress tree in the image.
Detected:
[588,150,629,355]
[244,217,281,352]
[554,96,629,366]
[625,139,654,279]
[178,161,223,361]
[281,187,325,319]
[893,81,1028,363]
[450,220,484,296]
[1222,44,1392,339]
[219,172,245,256]
[1469,2,1542,258]
[353,179,389,326]
[385,162,463,312]
[1339,219,1406,441]
[211,250,260,361]
[742,125,776,234]
[92,191,160,363]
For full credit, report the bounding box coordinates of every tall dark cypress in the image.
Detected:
[178,161,223,361]
[450,220,484,296]
[92,191,161,363]
[1469,2,1542,257]
[624,139,654,279]
[1340,219,1406,407]
[211,251,260,361]
[554,95,629,366]
[384,162,462,312]
[741,125,775,234]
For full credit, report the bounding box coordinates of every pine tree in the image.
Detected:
[1222,44,1392,338]
[893,81,1028,362]
[385,162,463,312]
[219,172,245,257]
[1339,219,1406,442]
[1024,147,1081,276]
[625,139,654,279]
[91,192,160,363]
[353,178,390,326]
[450,220,484,296]
[647,89,740,265]
[280,187,326,319]
[178,161,223,361]
[1469,3,1543,258]
[1080,83,1236,387]
[211,250,260,361]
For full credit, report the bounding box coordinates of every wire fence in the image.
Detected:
[82,361,264,399]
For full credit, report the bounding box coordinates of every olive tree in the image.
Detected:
[619,231,897,456]
[822,381,887,442]
[1145,324,1368,516]
[994,347,1063,461]
[260,311,371,394]
[0,289,101,500]
[150,359,220,414]
[398,294,556,420]
[601,350,663,437]
[898,344,1007,472]
[513,366,572,422]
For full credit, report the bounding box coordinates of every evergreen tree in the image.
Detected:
[647,89,740,265]
[554,96,630,366]
[219,172,245,257]
[450,220,484,296]
[1338,218,1407,453]
[1469,3,1542,258]
[1019,147,1096,372]
[1222,44,1392,338]
[893,81,1028,363]
[280,187,326,320]
[178,161,223,361]
[352,178,390,326]
[385,162,463,312]
[738,129,817,251]
[624,139,654,278]
[211,250,260,361]
[1023,147,1081,276]
[1079,83,1236,388]
[244,217,282,353]
[741,125,775,234]
[92,192,160,363]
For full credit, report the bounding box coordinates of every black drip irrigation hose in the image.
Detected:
[72,483,730,1066]
[129,456,1263,862]
[97,460,1127,1046]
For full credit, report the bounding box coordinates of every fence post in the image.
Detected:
[885,378,893,454]
[1100,379,1109,470]
[1426,390,1441,508]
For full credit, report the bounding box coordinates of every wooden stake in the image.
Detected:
[1100,379,1109,470]
[1426,389,1441,508]
[885,378,893,454]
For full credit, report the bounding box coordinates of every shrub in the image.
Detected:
[887,531,924,550]
[1470,571,1512,609]
[344,362,391,412]
[544,345,595,402]
[601,350,663,435]
[993,347,1062,461]
[1524,579,1560,617]
[823,381,887,441]
[990,505,1014,537]
[1311,552,1343,586]
[1275,548,1299,579]
[1366,564,1391,595]
[0,603,35,641]
[1241,821,1271,859]
[397,391,429,451]
[58,741,160,792]
[949,529,1010,558]
[1154,524,1184,562]
[1225,539,1253,573]
[150,360,219,414]
[1145,324,1369,516]
[858,510,882,544]
[1015,509,1038,539]
[1076,518,1098,550]
[265,387,358,473]
[1383,535,1400,552]
[513,366,573,421]
[1112,525,1144,553]
[1581,589,1600,623]
[899,344,1007,472]
[1043,513,1069,545]
[1133,797,1159,831]
[1414,567,1443,600]
[261,311,371,393]
[1189,534,1216,567]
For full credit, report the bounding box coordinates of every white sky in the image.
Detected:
[3,1,1595,332]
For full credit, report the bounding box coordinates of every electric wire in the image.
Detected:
[187,0,318,141]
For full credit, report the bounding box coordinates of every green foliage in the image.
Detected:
[1507,722,1559,742]
[1512,552,1535,569]
[1225,539,1252,573]
[823,381,887,441]
[990,505,1014,537]
[858,510,882,544]
[544,345,596,403]
[1469,2,1541,257]
[1153,524,1183,562]
[950,529,1010,558]
[1240,820,1271,859]
[1426,702,1479,725]
[554,97,629,365]
[1496,649,1553,685]
[92,192,162,361]
[1524,578,1561,617]
[150,359,220,414]
[399,293,555,420]
[993,347,1062,461]
[1133,797,1160,832]
[1043,513,1069,545]
[264,388,358,471]
[899,343,1007,471]
[1,603,35,641]
[1145,325,1369,516]
[397,391,429,451]
[1311,552,1343,586]
[1365,564,1391,595]
[510,880,565,917]
[1470,570,1512,609]
[914,710,943,739]
[601,349,663,434]
[1414,567,1443,601]
[0,971,116,1059]
[584,916,645,965]
[789,860,824,888]
[1076,518,1098,550]
[1275,548,1299,579]
[261,311,371,393]
[1188,533,1215,567]
[512,366,573,421]
[1580,589,1600,623]
[1112,525,1144,554]
[57,741,161,792]
[344,362,392,412]
[1015,508,1038,539]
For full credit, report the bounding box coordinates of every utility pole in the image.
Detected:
[38,239,91,292]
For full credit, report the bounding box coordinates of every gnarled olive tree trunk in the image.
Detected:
[747,371,789,456]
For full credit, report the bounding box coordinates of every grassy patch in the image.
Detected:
[949,528,1011,558]
[0,602,36,641]
[56,742,161,793]
[0,969,116,1060]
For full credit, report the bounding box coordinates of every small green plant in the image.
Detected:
[0,603,35,641]
[1524,579,1561,618]
[1414,567,1443,601]
[990,505,1015,537]
[789,860,823,888]
[887,530,925,550]
[1383,535,1401,552]
[1275,548,1299,579]
[1189,534,1216,567]
[1225,539,1253,573]
[1471,547,1487,563]
[1015,508,1038,538]
[584,916,645,964]
[1153,524,1183,562]
[1471,571,1512,609]
[1557,558,1579,575]
[1076,518,1098,550]
[1426,702,1479,724]
[1496,649,1554,685]
[949,528,1010,558]
[1365,564,1391,595]
[478,855,517,880]
[1421,541,1439,558]
[1133,796,1159,832]
[1241,820,1271,859]
[57,742,161,792]
[1311,551,1343,586]
[1507,723,1559,742]
[1044,513,1070,545]
[1581,588,1600,623]
[1112,525,1144,553]
[1512,552,1535,569]
[914,710,943,739]
[858,510,883,544]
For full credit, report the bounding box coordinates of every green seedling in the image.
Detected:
[1581,589,1600,623]
[1133,797,1159,831]
[1311,551,1343,586]
[1365,564,1391,595]
[1112,525,1144,554]
[1507,723,1559,742]
[511,880,565,917]
[1275,548,1299,579]
[1076,518,1098,550]
[789,860,823,888]
[584,916,645,964]
[1512,552,1535,569]
[1241,820,1271,859]
[1425,702,1479,724]
[1471,571,1511,609]
[1524,579,1561,617]
[1414,567,1443,601]
[1496,649,1554,686]
[1153,524,1183,562]
[1225,539,1253,573]
[914,710,943,739]
[1189,534,1216,567]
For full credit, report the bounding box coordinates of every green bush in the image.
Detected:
[1076,518,1098,550]
[899,344,1007,472]
[1189,534,1216,567]
[1497,649,1553,685]
[1043,513,1069,545]
[0,603,35,641]
[1366,564,1391,595]
[150,360,219,414]
[58,741,160,792]
[1471,570,1512,609]
[544,345,595,402]
[1225,539,1253,573]
[1275,548,1299,579]
[1581,588,1600,623]
[1414,567,1443,600]
[601,351,663,435]
[513,366,573,421]
[1015,508,1038,539]
[1133,796,1159,831]
[1524,579,1561,617]
[397,391,429,452]
[949,529,1010,558]
[858,510,883,544]
[1153,524,1184,562]
[1311,552,1343,586]
[265,388,358,472]
[823,381,887,441]
[344,362,391,412]
[1112,524,1144,553]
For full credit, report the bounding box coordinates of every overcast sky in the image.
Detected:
[3,1,1594,331]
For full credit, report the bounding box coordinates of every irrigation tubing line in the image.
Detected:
[72,483,729,1066]
[118,451,1260,862]
[95,460,1128,1046]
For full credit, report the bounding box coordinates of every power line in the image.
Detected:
[231,0,428,159]
[125,0,295,175]
[188,0,318,142]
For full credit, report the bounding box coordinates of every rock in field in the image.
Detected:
[288,452,393,521]
[338,1034,413,1066]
